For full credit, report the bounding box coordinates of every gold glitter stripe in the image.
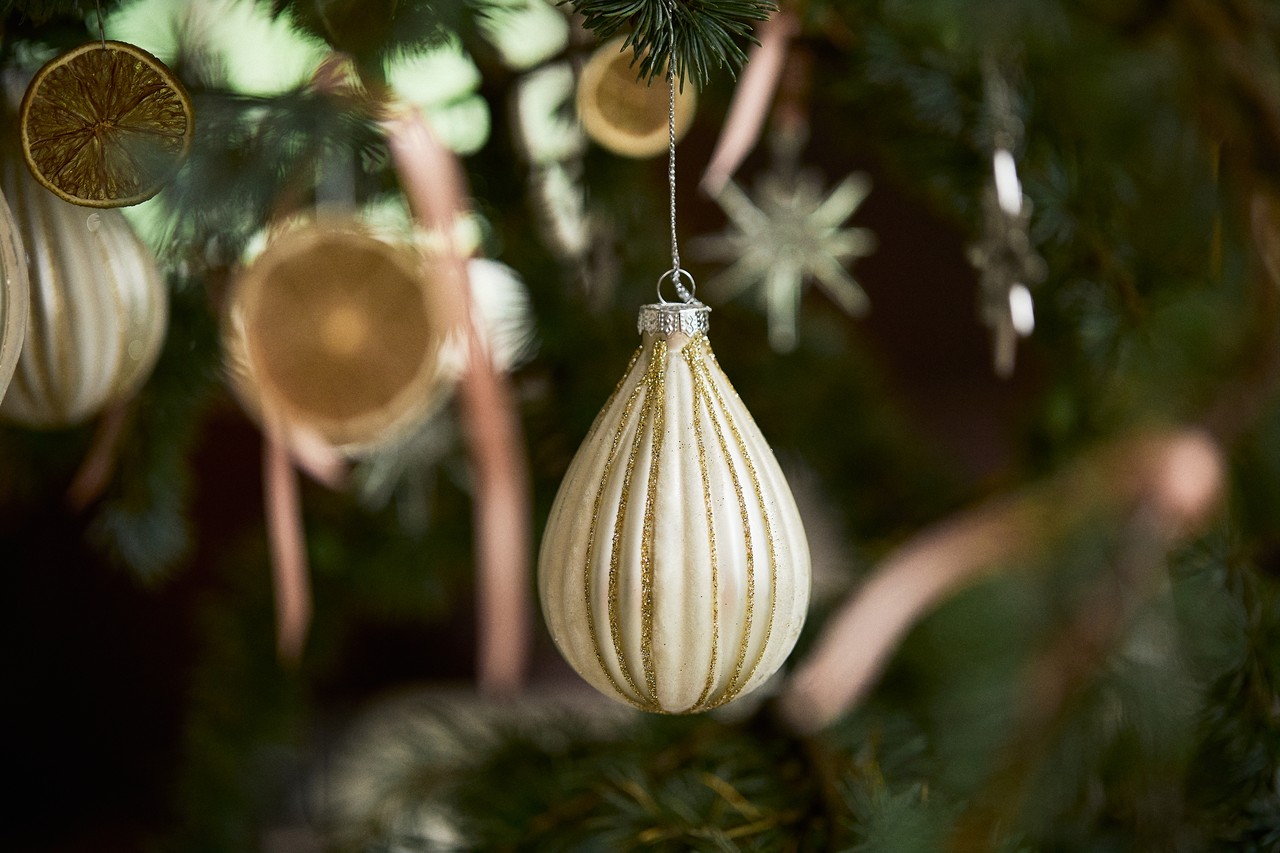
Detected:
[685,341,720,711]
[701,346,778,709]
[685,335,754,710]
[608,397,650,701]
[638,340,666,705]
[582,349,649,709]
[606,340,667,710]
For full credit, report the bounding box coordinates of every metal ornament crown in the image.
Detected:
[638,301,711,338]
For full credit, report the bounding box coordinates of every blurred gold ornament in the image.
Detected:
[0,149,168,427]
[576,37,696,159]
[20,40,193,208]
[0,185,29,405]
[225,222,452,453]
[539,301,811,714]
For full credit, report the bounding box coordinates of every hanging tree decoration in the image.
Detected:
[577,36,697,159]
[18,6,193,209]
[224,219,455,455]
[694,39,875,353]
[696,169,875,353]
[967,58,1046,378]
[221,54,469,661]
[539,15,811,714]
[224,217,452,662]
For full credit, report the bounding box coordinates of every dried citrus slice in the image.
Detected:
[19,40,193,208]
[227,223,450,451]
[577,37,696,159]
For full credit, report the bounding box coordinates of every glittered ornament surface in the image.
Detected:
[539,303,810,713]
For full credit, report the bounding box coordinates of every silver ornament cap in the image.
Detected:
[637,301,711,339]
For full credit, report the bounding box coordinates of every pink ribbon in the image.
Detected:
[700,11,800,197]
[264,419,313,663]
[66,399,131,509]
[384,107,532,696]
[781,429,1225,733]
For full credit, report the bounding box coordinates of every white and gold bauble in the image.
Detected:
[0,152,167,426]
[539,300,811,713]
[576,37,696,159]
[225,221,452,454]
[0,185,29,405]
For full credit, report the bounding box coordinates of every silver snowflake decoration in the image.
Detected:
[967,148,1046,378]
[694,170,876,352]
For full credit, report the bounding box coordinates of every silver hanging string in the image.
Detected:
[665,3,694,303]
[95,0,106,49]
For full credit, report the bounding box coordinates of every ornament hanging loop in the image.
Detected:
[663,1,696,304]
[94,0,106,49]
[657,268,698,305]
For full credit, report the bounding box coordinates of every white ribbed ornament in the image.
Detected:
[0,185,29,405]
[0,154,167,427]
[539,302,811,714]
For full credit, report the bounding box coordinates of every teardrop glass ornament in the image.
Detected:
[539,302,810,713]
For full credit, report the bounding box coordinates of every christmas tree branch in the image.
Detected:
[1178,0,1280,173]
[948,489,1217,851]
[3,0,123,25]
[567,0,776,88]
[1202,188,1280,444]
[781,429,1225,734]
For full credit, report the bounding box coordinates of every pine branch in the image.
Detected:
[2,0,120,25]
[568,0,776,88]
[264,0,482,62]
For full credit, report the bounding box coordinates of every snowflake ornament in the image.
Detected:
[694,170,876,352]
[967,149,1046,378]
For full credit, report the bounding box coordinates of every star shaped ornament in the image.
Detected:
[695,170,876,352]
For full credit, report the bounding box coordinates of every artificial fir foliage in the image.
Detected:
[571,0,774,87]
[1,0,1279,851]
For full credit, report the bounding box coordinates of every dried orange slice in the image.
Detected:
[227,223,450,451]
[19,40,193,208]
[577,37,696,159]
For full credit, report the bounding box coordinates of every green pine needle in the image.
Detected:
[568,0,776,88]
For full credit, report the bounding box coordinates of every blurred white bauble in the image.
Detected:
[0,184,29,405]
[0,152,167,427]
